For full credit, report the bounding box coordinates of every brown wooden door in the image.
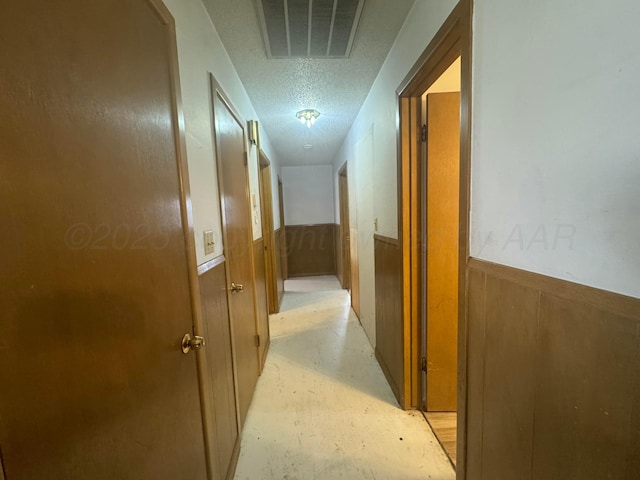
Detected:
[423,92,460,412]
[258,157,278,314]
[277,177,288,281]
[212,86,260,426]
[199,263,239,479]
[350,227,361,319]
[339,168,351,290]
[0,2,208,479]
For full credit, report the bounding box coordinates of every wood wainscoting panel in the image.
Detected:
[532,295,638,480]
[335,224,344,287]
[274,228,285,307]
[374,234,403,404]
[465,267,487,479]
[350,227,361,319]
[253,239,270,369]
[482,275,538,480]
[466,258,640,480]
[198,259,239,480]
[285,224,336,277]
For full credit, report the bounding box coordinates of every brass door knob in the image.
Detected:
[181,333,206,354]
[230,282,244,294]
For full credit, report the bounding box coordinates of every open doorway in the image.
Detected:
[397,1,472,471]
[338,163,351,291]
[277,175,288,282]
[258,149,280,314]
[420,58,461,466]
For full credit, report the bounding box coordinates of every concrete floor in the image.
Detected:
[234,276,455,480]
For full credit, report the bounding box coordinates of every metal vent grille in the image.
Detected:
[257,0,365,58]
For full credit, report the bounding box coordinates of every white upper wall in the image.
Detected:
[331,0,459,345]
[282,165,335,226]
[164,0,281,264]
[472,0,640,298]
[333,0,459,237]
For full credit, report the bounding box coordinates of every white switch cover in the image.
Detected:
[203,230,214,255]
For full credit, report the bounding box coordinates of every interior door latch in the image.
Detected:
[181,333,206,354]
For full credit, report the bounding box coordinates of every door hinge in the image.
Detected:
[255,334,261,347]
[243,152,248,166]
[421,124,428,143]
[421,356,427,372]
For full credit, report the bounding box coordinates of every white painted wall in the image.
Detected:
[282,165,335,226]
[355,126,377,345]
[334,0,640,351]
[333,0,458,236]
[165,0,281,264]
[332,0,458,343]
[472,0,640,298]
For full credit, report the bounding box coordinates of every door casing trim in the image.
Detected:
[396,1,473,477]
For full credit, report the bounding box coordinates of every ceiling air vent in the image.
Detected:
[257,0,365,58]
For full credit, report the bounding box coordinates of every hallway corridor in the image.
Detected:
[234,277,455,480]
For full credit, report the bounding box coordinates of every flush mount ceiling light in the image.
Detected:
[296,109,320,128]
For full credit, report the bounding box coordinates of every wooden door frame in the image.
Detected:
[338,162,351,290]
[258,149,279,314]
[152,3,218,477]
[1,445,5,480]
[210,73,261,430]
[277,175,288,280]
[396,1,472,478]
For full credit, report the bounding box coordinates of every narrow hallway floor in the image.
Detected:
[233,276,455,480]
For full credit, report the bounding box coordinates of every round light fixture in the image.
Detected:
[296,109,320,128]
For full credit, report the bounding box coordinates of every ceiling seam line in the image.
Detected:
[307,0,313,57]
[284,0,292,57]
[345,0,366,58]
[326,0,338,56]
[255,0,273,58]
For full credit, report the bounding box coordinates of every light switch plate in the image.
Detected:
[203,230,214,255]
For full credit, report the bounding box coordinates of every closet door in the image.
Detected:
[423,92,461,412]
[0,1,208,478]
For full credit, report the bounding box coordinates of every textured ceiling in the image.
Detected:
[202,0,415,166]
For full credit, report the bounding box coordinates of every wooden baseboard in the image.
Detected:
[260,337,271,371]
[225,434,242,480]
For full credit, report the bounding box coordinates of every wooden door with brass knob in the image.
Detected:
[0,1,208,479]
[211,80,260,427]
